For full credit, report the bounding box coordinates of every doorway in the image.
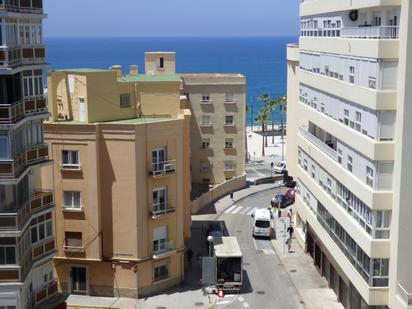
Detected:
[78,98,86,122]
[70,266,87,295]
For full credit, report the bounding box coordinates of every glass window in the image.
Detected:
[154,263,169,281]
[120,94,130,108]
[62,150,79,168]
[63,191,81,209]
[225,93,234,102]
[201,95,210,102]
[224,115,234,125]
[201,138,210,149]
[0,246,16,264]
[225,138,234,149]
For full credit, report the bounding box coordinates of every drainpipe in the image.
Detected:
[134,83,142,118]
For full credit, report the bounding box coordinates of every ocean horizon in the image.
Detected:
[46,36,297,125]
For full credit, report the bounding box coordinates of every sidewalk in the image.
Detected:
[271,213,344,309]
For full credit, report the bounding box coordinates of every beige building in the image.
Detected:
[181,74,246,186]
[287,1,412,309]
[44,63,191,297]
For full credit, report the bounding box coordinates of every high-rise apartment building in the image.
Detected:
[287,1,412,308]
[44,63,191,298]
[0,1,57,308]
[181,74,246,186]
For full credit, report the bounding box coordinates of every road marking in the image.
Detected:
[224,205,237,214]
[239,207,251,214]
[231,206,243,214]
[238,296,244,302]
[247,207,257,215]
[242,302,250,308]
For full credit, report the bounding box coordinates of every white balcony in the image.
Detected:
[341,26,399,39]
[153,240,176,258]
[299,126,338,161]
[151,200,176,218]
[150,160,176,177]
[398,282,412,306]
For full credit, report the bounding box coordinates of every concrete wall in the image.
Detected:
[191,174,246,214]
[144,52,176,75]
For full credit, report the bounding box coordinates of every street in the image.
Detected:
[211,189,304,309]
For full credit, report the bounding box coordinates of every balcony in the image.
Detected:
[341,26,399,39]
[153,240,176,258]
[398,282,412,306]
[200,122,213,128]
[0,0,43,13]
[32,237,55,260]
[0,46,46,70]
[0,190,54,231]
[224,122,236,127]
[30,281,58,309]
[0,144,49,179]
[200,100,213,105]
[0,98,47,124]
[298,126,338,161]
[224,100,236,105]
[151,200,176,218]
[150,160,176,177]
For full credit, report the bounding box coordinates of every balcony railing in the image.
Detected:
[397,282,412,306]
[0,144,49,179]
[151,200,176,218]
[341,26,399,39]
[0,190,54,230]
[153,240,176,258]
[0,46,46,69]
[31,281,58,308]
[299,127,338,161]
[0,97,47,124]
[150,160,176,177]
[0,0,43,13]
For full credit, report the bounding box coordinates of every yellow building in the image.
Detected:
[44,64,191,297]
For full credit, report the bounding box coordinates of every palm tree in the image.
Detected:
[255,108,269,157]
[279,96,287,161]
[258,93,270,145]
[265,99,278,144]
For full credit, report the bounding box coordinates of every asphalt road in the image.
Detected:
[213,189,304,309]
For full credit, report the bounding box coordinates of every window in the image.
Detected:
[64,232,83,249]
[120,94,130,108]
[375,211,391,239]
[0,134,9,159]
[154,263,169,281]
[0,238,16,265]
[303,159,308,171]
[368,77,377,89]
[225,138,234,149]
[200,161,210,172]
[202,178,210,183]
[201,95,210,102]
[311,165,316,179]
[326,178,332,194]
[201,139,210,149]
[224,161,234,171]
[201,116,210,126]
[349,66,355,84]
[23,70,43,98]
[153,188,167,213]
[344,109,349,126]
[366,166,374,187]
[224,115,234,126]
[355,112,362,132]
[62,150,79,169]
[31,212,53,245]
[347,156,353,172]
[338,149,342,164]
[225,93,234,102]
[63,191,81,209]
[158,57,164,69]
[153,226,167,253]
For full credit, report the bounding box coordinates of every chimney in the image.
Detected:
[109,65,122,79]
[129,65,139,76]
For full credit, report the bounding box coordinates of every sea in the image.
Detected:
[45,36,297,126]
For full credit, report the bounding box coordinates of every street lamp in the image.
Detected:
[207,235,214,257]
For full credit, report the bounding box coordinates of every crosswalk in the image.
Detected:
[223,205,260,216]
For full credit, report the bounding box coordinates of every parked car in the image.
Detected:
[271,194,294,208]
[208,222,224,238]
[273,161,286,174]
[285,188,296,201]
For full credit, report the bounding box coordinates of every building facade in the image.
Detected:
[287,1,412,308]
[0,1,57,308]
[181,74,246,186]
[44,65,191,298]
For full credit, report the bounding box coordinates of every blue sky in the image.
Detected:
[44,0,300,37]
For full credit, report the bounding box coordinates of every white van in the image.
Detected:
[252,208,272,238]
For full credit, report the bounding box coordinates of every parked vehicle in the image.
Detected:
[251,208,272,238]
[283,171,296,188]
[273,161,286,174]
[271,194,294,208]
[285,188,296,201]
[213,237,243,292]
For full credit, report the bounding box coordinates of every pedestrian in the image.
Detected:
[187,248,194,267]
[287,225,294,238]
[288,208,293,220]
[286,237,292,253]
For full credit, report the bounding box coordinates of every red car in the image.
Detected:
[285,188,296,201]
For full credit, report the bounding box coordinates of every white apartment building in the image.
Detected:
[287,1,412,308]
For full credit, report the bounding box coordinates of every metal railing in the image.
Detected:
[152,200,176,217]
[341,26,399,39]
[153,240,175,257]
[397,282,412,306]
[0,0,43,13]
[299,127,338,161]
[0,97,47,124]
[0,46,46,69]
[150,160,176,177]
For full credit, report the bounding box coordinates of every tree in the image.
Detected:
[265,99,278,144]
[258,93,270,147]
[278,96,287,161]
[255,108,269,157]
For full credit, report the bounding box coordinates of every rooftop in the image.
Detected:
[180,73,244,78]
[50,117,176,125]
[119,74,182,83]
[51,68,110,73]
[213,236,242,257]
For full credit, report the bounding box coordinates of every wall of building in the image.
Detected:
[144,52,176,75]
